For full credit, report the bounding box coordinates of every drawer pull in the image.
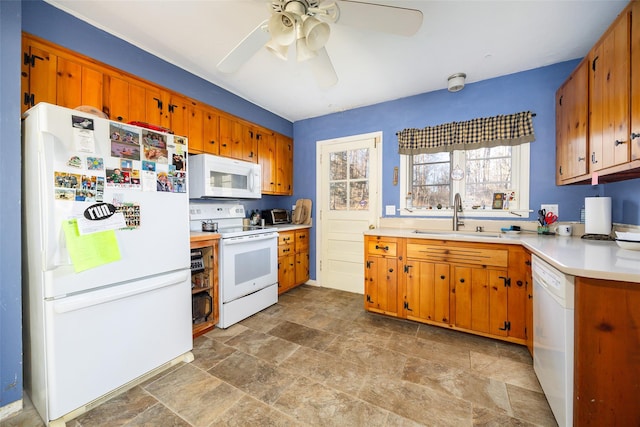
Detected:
[375,245,389,251]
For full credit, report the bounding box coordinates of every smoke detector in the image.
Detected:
[448,73,466,92]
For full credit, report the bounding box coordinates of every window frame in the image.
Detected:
[398,143,530,217]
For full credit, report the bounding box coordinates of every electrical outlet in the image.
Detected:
[541,204,559,217]
[385,205,396,215]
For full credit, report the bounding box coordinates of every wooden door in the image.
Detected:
[453,266,472,329]
[55,57,103,110]
[295,252,309,285]
[365,256,397,315]
[259,131,277,193]
[219,116,243,159]
[506,246,529,340]
[189,104,204,153]
[166,94,190,137]
[319,134,381,293]
[243,126,258,163]
[278,254,295,294]
[590,12,630,170]
[433,263,450,324]
[489,270,508,337]
[276,134,294,195]
[22,41,57,113]
[631,0,640,161]
[405,261,449,325]
[556,60,588,182]
[202,108,220,155]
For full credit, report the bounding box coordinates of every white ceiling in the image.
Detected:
[45,0,628,122]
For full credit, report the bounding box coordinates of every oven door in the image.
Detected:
[219,232,278,303]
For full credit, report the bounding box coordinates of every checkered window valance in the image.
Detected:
[397,111,535,154]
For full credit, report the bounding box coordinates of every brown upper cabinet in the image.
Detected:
[556,59,589,183]
[21,33,293,195]
[631,0,640,161]
[556,1,640,184]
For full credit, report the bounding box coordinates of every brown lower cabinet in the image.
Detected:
[189,235,219,338]
[364,236,531,346]
[277,228,310,294]
[574,277,640,426]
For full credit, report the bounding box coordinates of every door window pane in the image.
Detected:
[329,148,370,211]
[330,151,347,180]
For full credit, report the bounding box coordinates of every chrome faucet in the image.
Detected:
[453,193,464,231]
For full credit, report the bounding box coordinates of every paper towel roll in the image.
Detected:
[585,197,612,235]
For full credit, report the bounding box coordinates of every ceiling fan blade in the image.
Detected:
[309,47,338,89]
[217,19,270,73]
[333,1,423,36]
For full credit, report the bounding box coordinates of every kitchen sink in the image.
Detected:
[412,230,503,239]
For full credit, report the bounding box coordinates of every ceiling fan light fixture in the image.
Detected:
[268,12,296,45]
[265,38,289,61]
[447,73,466,92]
[296,35,318,62]
[303,16,330,51]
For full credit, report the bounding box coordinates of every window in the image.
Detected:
[400,143,530,216]
[329,148,370,211]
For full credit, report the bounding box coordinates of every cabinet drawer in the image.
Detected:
[406,243,507,267]
[278,231,294,246]
[278,244,294,257]
[367,239,397,257]
[295,230,309,252]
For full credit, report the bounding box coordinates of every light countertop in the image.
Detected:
[365,228,640,284]
[189,223,311,241]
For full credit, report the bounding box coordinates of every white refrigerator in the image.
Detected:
[22,103,193,424]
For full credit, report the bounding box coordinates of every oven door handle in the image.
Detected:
[222,234,278,245]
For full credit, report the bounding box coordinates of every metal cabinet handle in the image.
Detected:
[631,132,640,140]
[615,139,626,146]
[375,245,389,251]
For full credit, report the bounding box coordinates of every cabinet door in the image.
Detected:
[295,252,309,285]
[525,262,533,355]
[295,230,309,253]
[453,266,491,333]
[556,60,588,183]
[506,247,529,340]
[56,57,103,111]
[259,131,277,193]
[278,254,295,294]
[189,104,204,153]
[166,94,190,137]
[22,42,57,113]
[243,127,258,163]
[488,270,509,337]
[405,261,449,324]
[365,256,397,316]
[202,108,220,155]
[105,75,156,124]
[631,0,640,161]
[590,12,630,171]
[276,134,294,195]
[219,116,243,159]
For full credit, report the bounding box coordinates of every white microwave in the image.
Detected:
[189,154,261,199]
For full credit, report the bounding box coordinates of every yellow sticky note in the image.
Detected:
[62,219,121,272]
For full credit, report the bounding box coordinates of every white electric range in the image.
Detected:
[189,203,278,328]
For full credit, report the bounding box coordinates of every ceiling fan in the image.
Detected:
[217,0,423,88]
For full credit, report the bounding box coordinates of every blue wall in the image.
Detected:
[1,0,23,410]
[292,63,639,278]
[2,0,639,413]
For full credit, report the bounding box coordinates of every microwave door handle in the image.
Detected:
[248,171,255,192]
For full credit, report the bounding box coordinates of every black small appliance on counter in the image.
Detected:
[263,208,291,225]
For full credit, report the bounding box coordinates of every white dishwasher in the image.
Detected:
[532,255,575,427]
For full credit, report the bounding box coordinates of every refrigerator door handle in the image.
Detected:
[53,270,189,314]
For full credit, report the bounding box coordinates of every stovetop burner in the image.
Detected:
[189,202,277,239]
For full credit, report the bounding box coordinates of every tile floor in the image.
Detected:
[5,285,557,426]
